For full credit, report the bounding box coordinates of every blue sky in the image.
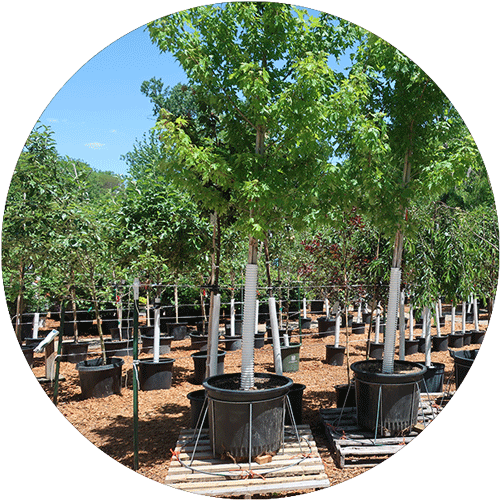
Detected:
[39,26,188,176]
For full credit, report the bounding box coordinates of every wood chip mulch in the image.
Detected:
[27,312,484,497]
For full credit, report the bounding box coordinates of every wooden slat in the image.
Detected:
[165,424,330,496]
[320,402,443,469]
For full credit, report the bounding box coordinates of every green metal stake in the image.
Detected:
[53,301,65,405]
[132,279,140,471]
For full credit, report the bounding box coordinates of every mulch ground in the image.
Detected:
[27,310,485,497]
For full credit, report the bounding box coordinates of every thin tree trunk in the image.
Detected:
[15,262,25,343]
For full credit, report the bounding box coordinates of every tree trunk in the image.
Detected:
[15,262,25,343]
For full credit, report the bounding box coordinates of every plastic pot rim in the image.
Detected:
[202,372,293,402]
[351,359,427,384]
[138,357,175,366]
[191,350,226,359]
[76,356,124,372]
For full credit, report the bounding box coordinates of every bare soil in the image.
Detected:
[27,312,485,496]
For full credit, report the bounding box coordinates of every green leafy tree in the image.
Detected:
[337,31,485,372]
[148,2,360,388]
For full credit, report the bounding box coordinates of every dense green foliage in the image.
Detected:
[2,3,498,330]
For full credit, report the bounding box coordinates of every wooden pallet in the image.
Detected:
[320,395,445,469]
[165,425,330,497]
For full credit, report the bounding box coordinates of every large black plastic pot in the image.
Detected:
[138,357,175,391]
[21,345,34,367]
[351,360,427,436]
[325,345,345,366]
[104,339,132,357]
[448,333,464,349]
[351,321,365,335]
[285,383,306,425]
[192,350,226,385]
[335,383,356,408]
[280,342,301,373]
[470,330,486,344]
[369,342,384,360]
[167,322,188,340]
[405,339,419,355]
[203,372,293,459]
[141,335,173,355]
[451,349,479,388]
[419,362,445,393]
[224,335,242,351]
[61,341,89,363]
[187,389,209,428]
[432,335,449,352]
[76,357,124,399]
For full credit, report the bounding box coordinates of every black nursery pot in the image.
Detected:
[432,335,449,352]
[463,331,472,345]
[470,329,486,345]
[340,314,353,328]
[417,336,427,353]
[104,339,132,357]
[311,300,324,313]
[351,321,365,335]
[203,372,293,459]
[225,321,243,336]
[192,350,226,385]
[369,341,384,360]
[300,317,312,329]
[325,344,345,366]
[141,335,174,355]
[448,333,464,349]
[60,341,89,363]
[335,383,356,408]
[419,362,445,393]
[317,317,335,337]
[285,383,306,425]
[224,335,242,351]
[76,357,124,399]
[21,345,34,367]
[405,339,419,355]
[254,331,266,349]
[190,333,210,351]
[187,389,209,429]
[138,357,175,391]
[451,349,479,388]
[351,360,427,436]
[168,322,188,340]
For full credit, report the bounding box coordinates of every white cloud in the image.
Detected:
[85,142,105,150]
[47,118,58,123]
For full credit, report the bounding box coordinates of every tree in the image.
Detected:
[337,31,485,373]
[148,2,359,388]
